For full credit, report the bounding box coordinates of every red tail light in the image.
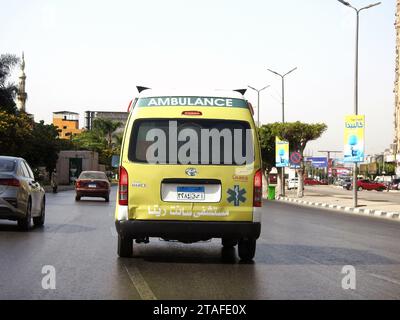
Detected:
[75,180,83,188]
[253,170,263,207]
[0,179,20,187]
[119,166,129,206]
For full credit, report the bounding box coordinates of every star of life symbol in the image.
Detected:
[227,185,246,206]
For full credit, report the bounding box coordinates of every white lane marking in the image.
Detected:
[124,264,157,300]
[368,273,400,286]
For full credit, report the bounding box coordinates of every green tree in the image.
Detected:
[73,118,123,168]
[0,112,65,176]
[0,111,33,155]
[113,132,124,154]
[93,118,122,148]
[23,121,62,172]
[0,54,19,114]
[258,125,276,173]
[272,122,328,198]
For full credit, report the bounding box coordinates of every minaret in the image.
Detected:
[17,52,28,112]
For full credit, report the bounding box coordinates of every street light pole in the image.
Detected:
[248,85,270,127]
[267,67,297,197]
[337,0,381,208]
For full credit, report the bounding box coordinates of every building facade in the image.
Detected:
[53,111,82,139]
[84,111,129,132]
[56,150,100,185]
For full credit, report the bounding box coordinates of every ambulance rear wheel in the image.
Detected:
[238,238,256,262]
[118,235,133,258]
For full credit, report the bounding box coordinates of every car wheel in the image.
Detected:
[18,200,32,231]
[118,235,133,258]
[358,187,363,191]
[238,238,256,262]
[105,195,110,202]
[33,199,45,227]
[75,195,81,201]
[222,238,238,248]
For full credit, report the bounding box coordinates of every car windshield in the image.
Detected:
[79,172,107,180]
[0,159,16,172]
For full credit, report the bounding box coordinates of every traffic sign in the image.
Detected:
[290,152,302,164]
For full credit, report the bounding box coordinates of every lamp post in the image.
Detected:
[267,67,297,123]
[337,0,381,208]
[268,67,297,197]
[248,85,270,127]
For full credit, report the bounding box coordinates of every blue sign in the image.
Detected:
[306,157,328,169]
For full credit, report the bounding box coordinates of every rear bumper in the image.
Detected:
[0,205,23,221]
[115,220,261,240]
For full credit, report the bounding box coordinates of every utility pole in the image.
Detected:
[268,67,297,197]
[248,85,270,127]
[337,0,381,207]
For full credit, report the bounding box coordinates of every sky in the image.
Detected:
[0,0,396,157]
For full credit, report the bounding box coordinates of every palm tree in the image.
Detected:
[0,54,20,114]
[92,118,122,148]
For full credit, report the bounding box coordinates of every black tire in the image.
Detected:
[118,235,133,258]
[105,195,110,202]
[222,238,238,248]
[18,200,32,231]
[33,199,45,227]
[75,195,81,201]
[238,238,256,262]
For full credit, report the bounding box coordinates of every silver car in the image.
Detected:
[0,156,46,230]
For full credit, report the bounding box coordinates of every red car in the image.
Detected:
[354,179,386,192]
[75,171,111,202]
[304,178,322,186]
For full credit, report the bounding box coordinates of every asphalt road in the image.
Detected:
[0,187,399,300]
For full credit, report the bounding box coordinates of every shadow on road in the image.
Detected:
[0,223,96,234]
[120,242,399,266]
[123,244,240,264]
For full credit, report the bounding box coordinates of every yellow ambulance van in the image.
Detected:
[115,88,262,261]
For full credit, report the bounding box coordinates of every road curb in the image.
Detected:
[276,196,400,222]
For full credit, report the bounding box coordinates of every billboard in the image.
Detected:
[275,137,289,168]
[344,115,365,163]
[306,157,328,168]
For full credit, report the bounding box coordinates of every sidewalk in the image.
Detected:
[271,186,400,222]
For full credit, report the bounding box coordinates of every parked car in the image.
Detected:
[75,171,111,202]
[304,178,322,186]
[350,179,387,192]
[0,156,46,230]
[342,178,353,190]
[320,179,329,185]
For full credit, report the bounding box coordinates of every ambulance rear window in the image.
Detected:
[128,119,254,165]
